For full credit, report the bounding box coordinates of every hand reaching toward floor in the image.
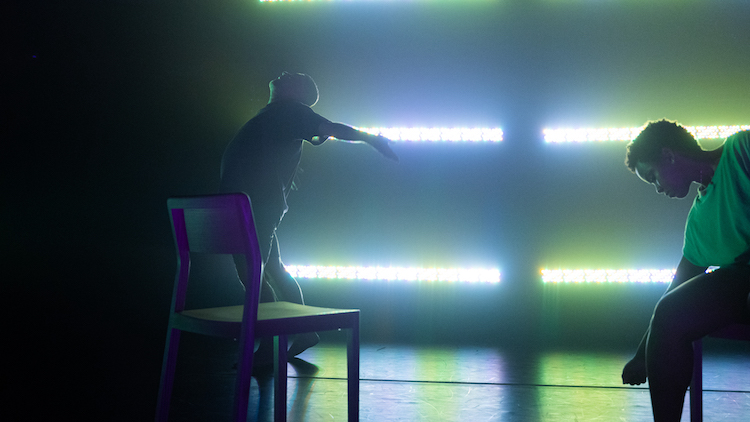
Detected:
[622,355,648,385]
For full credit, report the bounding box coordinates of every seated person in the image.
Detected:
[621,119,750,421]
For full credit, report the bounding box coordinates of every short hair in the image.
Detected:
[625,119,702,173]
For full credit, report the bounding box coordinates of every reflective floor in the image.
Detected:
[165,336,749,422]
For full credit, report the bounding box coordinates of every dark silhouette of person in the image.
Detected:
[219,72,398,359]
[622,119,750,421]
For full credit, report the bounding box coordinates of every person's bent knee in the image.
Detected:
[650,295,685,338]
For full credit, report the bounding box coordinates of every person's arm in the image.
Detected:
[316,121,399,162]
[622,255,707,384]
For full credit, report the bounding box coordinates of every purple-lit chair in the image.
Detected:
[690,321,750,422]
[156,193,360,422]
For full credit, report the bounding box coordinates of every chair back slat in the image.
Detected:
[169,193,259,255]
[183,207,248,254]
[166,193,263,317]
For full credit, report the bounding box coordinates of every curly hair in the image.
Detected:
[625,119,702,173]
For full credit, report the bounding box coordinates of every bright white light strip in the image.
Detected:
[260,0,429,2]
[541,269,675,284]
[286,265,501,283]
[543,125,750,143]
[357,127,503,142]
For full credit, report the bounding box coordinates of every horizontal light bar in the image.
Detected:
[286,265,501,283]
[541,269,675,284]
[543,125,750,143]
[357,127,503,142]
[260,0,437,2]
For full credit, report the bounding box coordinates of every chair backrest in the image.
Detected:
[167,193,262,316]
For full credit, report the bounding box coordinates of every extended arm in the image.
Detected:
[316,121,399,162]
[622,256,707,384]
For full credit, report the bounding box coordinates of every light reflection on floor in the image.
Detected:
[168,337,749,421]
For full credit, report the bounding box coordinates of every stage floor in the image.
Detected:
[163,336,749,422]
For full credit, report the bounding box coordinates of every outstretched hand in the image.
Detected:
[368,135,399,162]
[622,356,647,385]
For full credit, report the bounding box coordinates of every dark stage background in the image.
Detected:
[6,0,749,419]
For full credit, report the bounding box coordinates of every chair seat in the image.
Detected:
[174,301,359,338]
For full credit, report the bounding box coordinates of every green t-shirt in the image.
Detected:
[683,130,750,267]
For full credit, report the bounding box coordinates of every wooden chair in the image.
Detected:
[156,193,360,422]
[690,322,750,422]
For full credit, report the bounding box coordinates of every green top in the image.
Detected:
[683,130,750,267]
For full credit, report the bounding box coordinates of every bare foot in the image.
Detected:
[288,332,319,357]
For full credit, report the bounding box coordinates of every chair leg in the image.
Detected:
[274,335,288,422]
[234,332,256,422]
[690,339,703,422]
[347,324,360,422]
[156,328,181,422]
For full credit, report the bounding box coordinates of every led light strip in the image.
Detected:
[260,0,417,2]
[541,269,675,284]
[357,127,503,142]
[286,265,501,283]
[543,125,750,143]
